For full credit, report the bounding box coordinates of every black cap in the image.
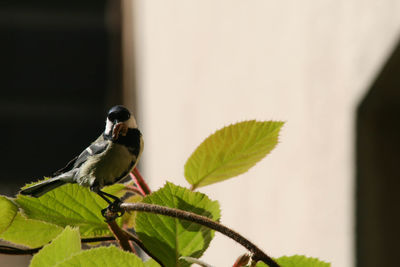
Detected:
[107,105,131,122]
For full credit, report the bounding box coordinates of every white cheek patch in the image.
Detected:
[105,118,113,135]
[126,116,138,128]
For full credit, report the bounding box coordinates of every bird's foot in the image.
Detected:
[101,200,125,221]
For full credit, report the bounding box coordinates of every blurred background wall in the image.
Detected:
[1,1,400,266]
[128,1,400,266]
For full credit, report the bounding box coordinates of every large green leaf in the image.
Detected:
[30,226,81,267]
[16,182,126,237]
[143,259,160,267]
[29,226,145,267]
[135,182,220,267]
[0,196,18,234]
[55,246,145,267]
[256,255,330,267]
[0,212,63,248]
[185,120,284,189]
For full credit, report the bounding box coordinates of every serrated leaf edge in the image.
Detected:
[185,120,284,189]
[275,254,331,266]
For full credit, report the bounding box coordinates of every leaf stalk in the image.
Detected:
[130,167,151,195]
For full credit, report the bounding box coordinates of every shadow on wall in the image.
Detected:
[356,36,400,267]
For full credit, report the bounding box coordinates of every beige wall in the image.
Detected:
[127,1,400,266]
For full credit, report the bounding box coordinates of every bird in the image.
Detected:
[20,105,143,216]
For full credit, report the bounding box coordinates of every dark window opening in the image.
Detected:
[0,1,123,196]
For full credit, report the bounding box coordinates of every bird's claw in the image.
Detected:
[101,200,125,221]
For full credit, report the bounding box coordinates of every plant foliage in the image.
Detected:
[185,120,284,189]
[256,255,330,267]
[0,120,331,267]
[136,182,220,267]
[16,183,126,237]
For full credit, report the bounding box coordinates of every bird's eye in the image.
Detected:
[108,112,117,122]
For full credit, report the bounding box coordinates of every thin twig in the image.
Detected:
[0,245,40,255]
[119,202,280,267]
[106,220,136,253]
[131,167,151,195]
[233,254,251,267]
[121,229,165,267]
[125,185,145,196]
[81,236,116,243]
[0,237,116,255]
[102,209,163,265]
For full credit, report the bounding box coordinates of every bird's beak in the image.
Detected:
[112,122,128,140]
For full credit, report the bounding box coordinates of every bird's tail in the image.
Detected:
[20,178,66,197]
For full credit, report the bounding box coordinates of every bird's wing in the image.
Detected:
[52,155,78,176]
[52,135,110,176]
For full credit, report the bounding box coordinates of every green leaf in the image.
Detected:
[143,259,161,267]
[121,194,143,228]
[0,212,63,247]
[136,182,221,267]
[30,226,81,267]
[179,256,213,267]
[256,255,330,267]
[16,183,126,237]
[185,120,284,189]
[55,246,145,267]
[0,196,18,234]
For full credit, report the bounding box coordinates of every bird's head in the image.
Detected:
[104,105,138,140]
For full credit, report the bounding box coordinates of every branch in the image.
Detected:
[119,202,280,267]
[121,228,165,267]
[106,220,136,253]
[101,208,165,267]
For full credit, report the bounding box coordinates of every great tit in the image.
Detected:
[20,105,143,214]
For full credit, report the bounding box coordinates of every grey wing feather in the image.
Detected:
[52,135,109,176]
